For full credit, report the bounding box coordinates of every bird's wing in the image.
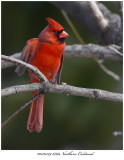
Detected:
[55,54,64,84]
[15,38,39,76]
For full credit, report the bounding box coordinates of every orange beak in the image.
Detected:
[60,31,69,38]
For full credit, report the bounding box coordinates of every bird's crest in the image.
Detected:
[46,17,64,31]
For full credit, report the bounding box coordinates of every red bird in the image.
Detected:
[15,17,68,133]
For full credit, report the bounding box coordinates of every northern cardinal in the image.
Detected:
[15,17,68,133]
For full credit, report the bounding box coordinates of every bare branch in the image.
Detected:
[51,1,122,46]
[1,52,21,69]
[1,44,122,69]
[2,93,42,128]
[108,45,123,56]
[96,60,120,81]
[88,1,109,31]
[1,55,48,82]
[65,45,122,61]
[2,82,123,103]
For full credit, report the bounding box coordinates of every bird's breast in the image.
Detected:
[29,42,65,81]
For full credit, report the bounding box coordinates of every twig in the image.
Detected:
[1,44,122,69]
[2,93,42,128]
[108,45,123,57]
[2,82,123,103]
[1,55,48,82]
[95,60,120,81]
[61,10,85,44]
[86,2,110,31]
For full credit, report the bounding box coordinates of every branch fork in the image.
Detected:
[1,54,123,128]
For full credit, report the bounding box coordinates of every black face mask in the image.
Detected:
[54,30,65,43]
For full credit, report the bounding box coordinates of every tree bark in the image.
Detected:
[51,1,122,46]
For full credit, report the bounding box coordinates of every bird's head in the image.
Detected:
[39,17,69,43]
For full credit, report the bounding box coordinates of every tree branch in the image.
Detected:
[88,1,109,31]
[1,44,122,69]
[2,82,123,103]
[2,93,42,128]
[1,52,21,69]
[65,44,122,61]
[1,55,48,82]
[51,1,122,46]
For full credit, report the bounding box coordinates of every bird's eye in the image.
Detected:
[54,30,64,36]
[54,31,58,35]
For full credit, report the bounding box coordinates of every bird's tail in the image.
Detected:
[27,92,44,133]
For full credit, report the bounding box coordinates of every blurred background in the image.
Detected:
[1,1,122,150]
